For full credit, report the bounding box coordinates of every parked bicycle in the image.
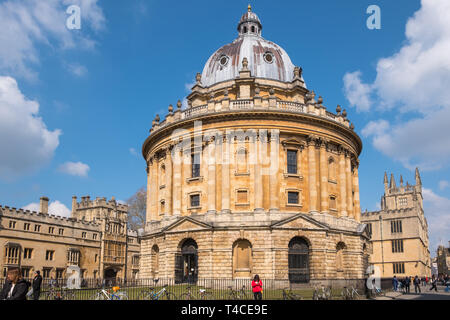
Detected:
[282,287,302,300]
[139,284,177,300]
[313,285,332,300]
[179,286,215,300]
[227,285,249,300]
[43,286,76,300]
[341,286,360,300]
[90,286,128,300]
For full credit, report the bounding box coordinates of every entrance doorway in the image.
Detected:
[104,268,118,286]
[175,239,198,284]
[288,237,310,283]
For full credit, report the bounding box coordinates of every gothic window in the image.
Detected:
[366,223,372,237]
[233,239,252,278]
[329,195,337,210]
[399,197,407,206]
[328,157,337,181]
[287,149,298,174]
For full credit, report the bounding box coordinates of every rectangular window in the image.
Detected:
[45,250,54,261]
[191,153,201,178]
[24,223,30,231]
[58,228,64,235]
[82,232,87,239]
[56,269,64,279]
[21,267,31,278]
[399,197,407,206]
[48,226,54,234]
[35,224,41,232]
[367,223,372,237]
[190,194,200,207]
[237,190,248,204]
[9,220,16,229]
[287,191,299,204]
[287,150,298,174]
[43,268,51,278]
[393,263,405,274]
[392,239,404,253]
[23,248,33,259]
[93,233,97,240]
[391,220,403,233]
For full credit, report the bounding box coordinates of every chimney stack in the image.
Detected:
[39,197,49,214]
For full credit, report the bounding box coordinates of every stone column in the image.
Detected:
[319,139,329,213]
[152,156,159,220]
[254,133,264,212]
[207,137,216,214]
[353,161,361,222]
[338,146,347,217]
[165,147,173,218]
[269,130,279,212]
[346,153,354,219]
[307,136,318,212]
[221,135,231,213]
[146,159,153,223]
[172,146,182,216]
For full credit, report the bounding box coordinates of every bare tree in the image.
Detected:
[126,187,146,231]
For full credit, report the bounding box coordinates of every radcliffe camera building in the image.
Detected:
[361,169,431,278]
[139,6,371,285]
[0,196,140,281]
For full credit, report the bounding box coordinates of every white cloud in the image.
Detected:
[129,148,138,156]
[345,0,450,170]
[422,188,450,254]
[58,161,90,177]
[439,180,449,190]
[23,200,71,217]
[65,63,88,77]
[0,76,61,181]
[343,71,373,112]
[0,0,105,79]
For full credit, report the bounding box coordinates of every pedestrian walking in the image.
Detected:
[32,271,43,300]
[414,275,421,294]
[405,276,411,293]
[392,276,398,292]
[0,268,30,300]
[251,274,263,300]
[429,275,438,292]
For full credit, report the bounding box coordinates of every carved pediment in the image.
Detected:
[271,213,329,231]
[163,217,212,233]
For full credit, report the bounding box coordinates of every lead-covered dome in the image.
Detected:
[200,6,304,88]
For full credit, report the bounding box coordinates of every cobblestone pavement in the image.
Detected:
[375,285,450,300]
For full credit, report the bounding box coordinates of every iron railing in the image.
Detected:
[0,277,389,300]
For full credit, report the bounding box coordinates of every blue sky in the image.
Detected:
[0,0,448,254]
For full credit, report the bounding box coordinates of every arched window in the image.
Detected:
[243,26,247,33]
[151,245,159,278]
[160,164,166,186]
[251,26,255,33]
[328,157,336,181]
[236,148,248,173]
[336,242,346,272]
[233,239,252,278]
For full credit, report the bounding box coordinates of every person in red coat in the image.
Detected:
[251,274,263,300]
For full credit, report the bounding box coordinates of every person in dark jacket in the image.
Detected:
[392,276,398,291]
[32,271,43,300]
[405,276,411,293]
[0,268,30,300]
[413,275,421,294]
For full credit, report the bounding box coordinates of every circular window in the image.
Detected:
[263,52,274,64]
[219,55,229,67]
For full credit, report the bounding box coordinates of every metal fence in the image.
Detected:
[0,277,392,300]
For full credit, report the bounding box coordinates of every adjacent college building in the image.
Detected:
[0,196,140,281]
[361,169,431,278]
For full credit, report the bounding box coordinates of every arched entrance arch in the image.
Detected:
[288,237,310,283]
[232,239,252,278]
[104,268,118,286]
[175,238,198,284]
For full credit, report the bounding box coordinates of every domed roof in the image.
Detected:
[200,6,304,88]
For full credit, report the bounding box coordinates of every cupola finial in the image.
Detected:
[248,4,252,12]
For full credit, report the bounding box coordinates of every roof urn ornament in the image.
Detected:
[168,104,173,114]
[342,109,347,118]
[155,114,160,124]
[336,105,342,115]
[196,72,202,83]
[177,100,182,109]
